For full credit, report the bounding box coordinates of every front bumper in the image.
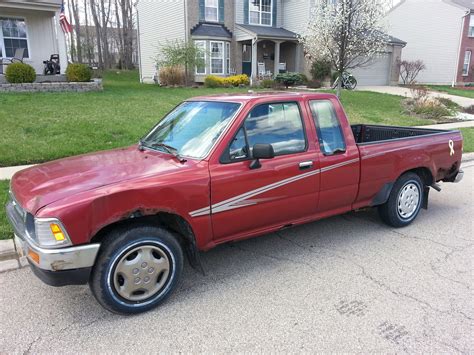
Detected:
[14,234,100,286]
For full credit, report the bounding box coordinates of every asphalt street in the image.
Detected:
[1,163,473,353]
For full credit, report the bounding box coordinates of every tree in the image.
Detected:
[398,59,426,85]
[156,40,206,86]
[300,0,389,97]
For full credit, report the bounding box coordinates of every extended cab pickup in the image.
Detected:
[7,92,463,314]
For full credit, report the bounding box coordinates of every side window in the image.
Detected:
[309,100,346,155]
[244,102,306,156]
[229,127,248,160]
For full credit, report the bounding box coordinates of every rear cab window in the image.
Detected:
[309,100,346,155]
[223,101,307,162]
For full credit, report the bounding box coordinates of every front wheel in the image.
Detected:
[89,225,183,314]
[378,172,423,228]
[345,76,357,90]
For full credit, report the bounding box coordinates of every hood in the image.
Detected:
[10,146,185,214]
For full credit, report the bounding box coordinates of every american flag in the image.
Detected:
[59,1,72,33]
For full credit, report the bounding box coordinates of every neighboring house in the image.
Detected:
[137,0,404,85]
[0,0,67,76]
[387,0,473,85]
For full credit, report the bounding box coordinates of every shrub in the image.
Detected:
[310,60,331,81]
[5,62,36,83]
[158,65,185,86]
[412,99,451,119]
[398,60,426,85]
[204,75,225,88]
[274,72,304,88]
[225,74,249,87]
[204,74,250,88]
[66,63,92,82]
[260,79,275,88]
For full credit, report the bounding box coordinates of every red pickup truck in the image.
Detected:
[7,92,463,314]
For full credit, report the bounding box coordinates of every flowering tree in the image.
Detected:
[300,0,389,96]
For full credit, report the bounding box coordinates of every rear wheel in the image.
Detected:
[89,225,183,314]
[378,172,423,228]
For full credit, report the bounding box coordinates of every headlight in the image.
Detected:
[34,218,72,248]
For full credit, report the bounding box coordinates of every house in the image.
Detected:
[387,0,473,85]
[137,0,405,85]
[0,0,67,77]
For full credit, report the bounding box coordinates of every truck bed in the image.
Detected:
[351,124,450,145]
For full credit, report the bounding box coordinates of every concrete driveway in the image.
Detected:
[0,163,473,353]
[358,86,474,108]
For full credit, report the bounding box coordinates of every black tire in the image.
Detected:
[378,172,424,228]
[346,76,357,90]
[89,225,183,315]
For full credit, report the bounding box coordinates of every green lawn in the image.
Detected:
[1,180,12,240]
[428,85,474,99]
[460,128,474,153]
[0,70,431,167]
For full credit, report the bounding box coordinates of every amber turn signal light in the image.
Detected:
[28,249,40,264]
[50,223,65,241]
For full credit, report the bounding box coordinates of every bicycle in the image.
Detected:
[332,72,357,90]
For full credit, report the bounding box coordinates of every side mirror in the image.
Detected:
[250,143,274,169]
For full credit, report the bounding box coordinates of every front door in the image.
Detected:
[242,43,252,77]
[209,101,320,242]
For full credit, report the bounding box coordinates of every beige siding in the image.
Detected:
[235,0,244,24]
[137,0,185,83]
[387,0,465,84]
[281,0,311,34]
[0,8,59,74]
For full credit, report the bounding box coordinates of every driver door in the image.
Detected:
[208,101,320,243]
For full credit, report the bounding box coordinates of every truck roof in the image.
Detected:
[187,91,338,104]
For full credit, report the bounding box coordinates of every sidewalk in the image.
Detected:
[357,86,474,108]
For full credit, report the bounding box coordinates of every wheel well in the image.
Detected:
[91,212,204,274]
[401,167,433,186]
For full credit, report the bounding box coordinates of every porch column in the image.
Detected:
[54,10,68,74]
[295,43,302,73]
[251,38,258,80]
[274,41,282,76]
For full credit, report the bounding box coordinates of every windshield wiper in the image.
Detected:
[139,140,187,163]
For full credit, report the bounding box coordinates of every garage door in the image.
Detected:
[351,53,391,86]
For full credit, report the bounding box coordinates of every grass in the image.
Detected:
[460,128,474,153]
[0,70,432,167]
[428,85,474,99]
[0,180,12,240]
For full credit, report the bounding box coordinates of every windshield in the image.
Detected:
[141,101,241,159]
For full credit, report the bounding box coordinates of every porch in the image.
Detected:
[234,24,304,80]
[0,0,67,77]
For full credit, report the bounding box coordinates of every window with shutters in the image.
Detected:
[205,0,219,22]
[249,0,272,26]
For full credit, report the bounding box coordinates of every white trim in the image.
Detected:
[462,50,471,76]
[210,40,224,75]
[189,158,360,217]
[195,40,206,75]
[248,0,273,27]
[204,0,219,23]
[226,42,230,75]
[0,16,31,60]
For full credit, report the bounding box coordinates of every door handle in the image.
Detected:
[299,161,313,170]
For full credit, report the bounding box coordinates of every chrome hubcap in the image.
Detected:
[113,245,170,302]
[397,182,420,219]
